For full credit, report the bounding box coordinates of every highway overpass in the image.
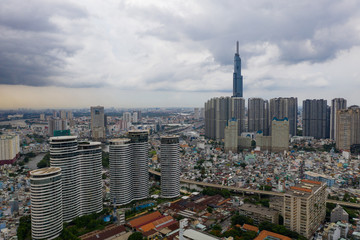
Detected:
[149,169,360,209]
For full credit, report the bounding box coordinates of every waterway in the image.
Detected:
[28,153,46,170]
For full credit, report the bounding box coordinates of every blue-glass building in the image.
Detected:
[233,41,243,98]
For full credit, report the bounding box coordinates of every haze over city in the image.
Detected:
[1,0,360,109]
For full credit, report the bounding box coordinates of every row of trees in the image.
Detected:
[37,152,50,168]
[202,187,231,198]
[17,209,113,240]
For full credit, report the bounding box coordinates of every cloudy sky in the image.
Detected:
[1,0,360,109]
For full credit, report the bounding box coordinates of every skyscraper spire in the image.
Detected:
[233,41,243,98]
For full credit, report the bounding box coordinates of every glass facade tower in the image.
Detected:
[233,41,243,98]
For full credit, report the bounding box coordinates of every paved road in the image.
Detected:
[149,169,284,196]
[149,169,360,209]
[28,153,46,170]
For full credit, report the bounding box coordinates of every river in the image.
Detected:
[28,153,46,170]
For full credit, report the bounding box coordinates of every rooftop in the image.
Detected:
[239,204,278,216]
[49,135,77,141]
[242,224,259,232]
[128,211,163,229]
[183,229,220,240]
[109,138,131,145]
[80,224,126,240]
[30,167,61,176]
[286,179,324,197]
[254,230,291,240]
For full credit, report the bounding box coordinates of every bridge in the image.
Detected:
[149,169,360,209]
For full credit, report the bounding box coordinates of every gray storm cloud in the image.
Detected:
[0,0,359,93]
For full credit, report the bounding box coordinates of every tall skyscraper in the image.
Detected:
[50,136,103,221]
[109,138,133,206]
[30,167,63,240]
[205,96,245,141]
[128,130,149,200]
[270,97,298,136]
[109,130,149,206]
[331,98,347,140]
[160,135,180,198]
[91,106,106,141]
[248,98,269,135]
[78,142,103,215]
[233,41,243,98]
[50,136,81,222]
[336,106,360,151]
[302,99,329,139]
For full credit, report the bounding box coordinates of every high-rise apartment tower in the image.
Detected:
[128,130,149,200]
[284,180,326,239]
[50,136,81,222]
[109,130,149,205]
[50,136,103,222]
[205,96,245,141]
[270,97,298,136]
[330,98,347,140]
[30,167,63,240]
[302,99,330,139]
[160,135,180,198]
[336,106,360,151]
[78,141,103,215]
[248,98,269,135]
[109,138,133,205]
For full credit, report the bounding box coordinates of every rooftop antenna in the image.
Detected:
[236,41,239,54]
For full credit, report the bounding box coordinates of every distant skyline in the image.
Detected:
[1,1,360,109]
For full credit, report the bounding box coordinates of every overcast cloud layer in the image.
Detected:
[1,0,360,108]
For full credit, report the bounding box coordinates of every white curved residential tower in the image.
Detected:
[78,141,103,215]
[128,130,149,201]
[30,167,63,240]
[109,138,133,205]
[50,136,81,222]
[160,135,180,198]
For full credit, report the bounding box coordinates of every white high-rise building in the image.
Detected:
[109,139,133,206]
[50,136,81,222]
[160,136,180,198]
[123,112,132,123]
[78,142,103,215]
[109,130,149,206]
[30,167,63,240]
[132,112,138,123]
[128,130,149,200]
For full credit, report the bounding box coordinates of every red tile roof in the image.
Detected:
[80,224,126,240]
[301,179,322,185]
[290,186,312,193]
[255,230,291,240]
[242,224,259,232]
[128,211,163,228]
